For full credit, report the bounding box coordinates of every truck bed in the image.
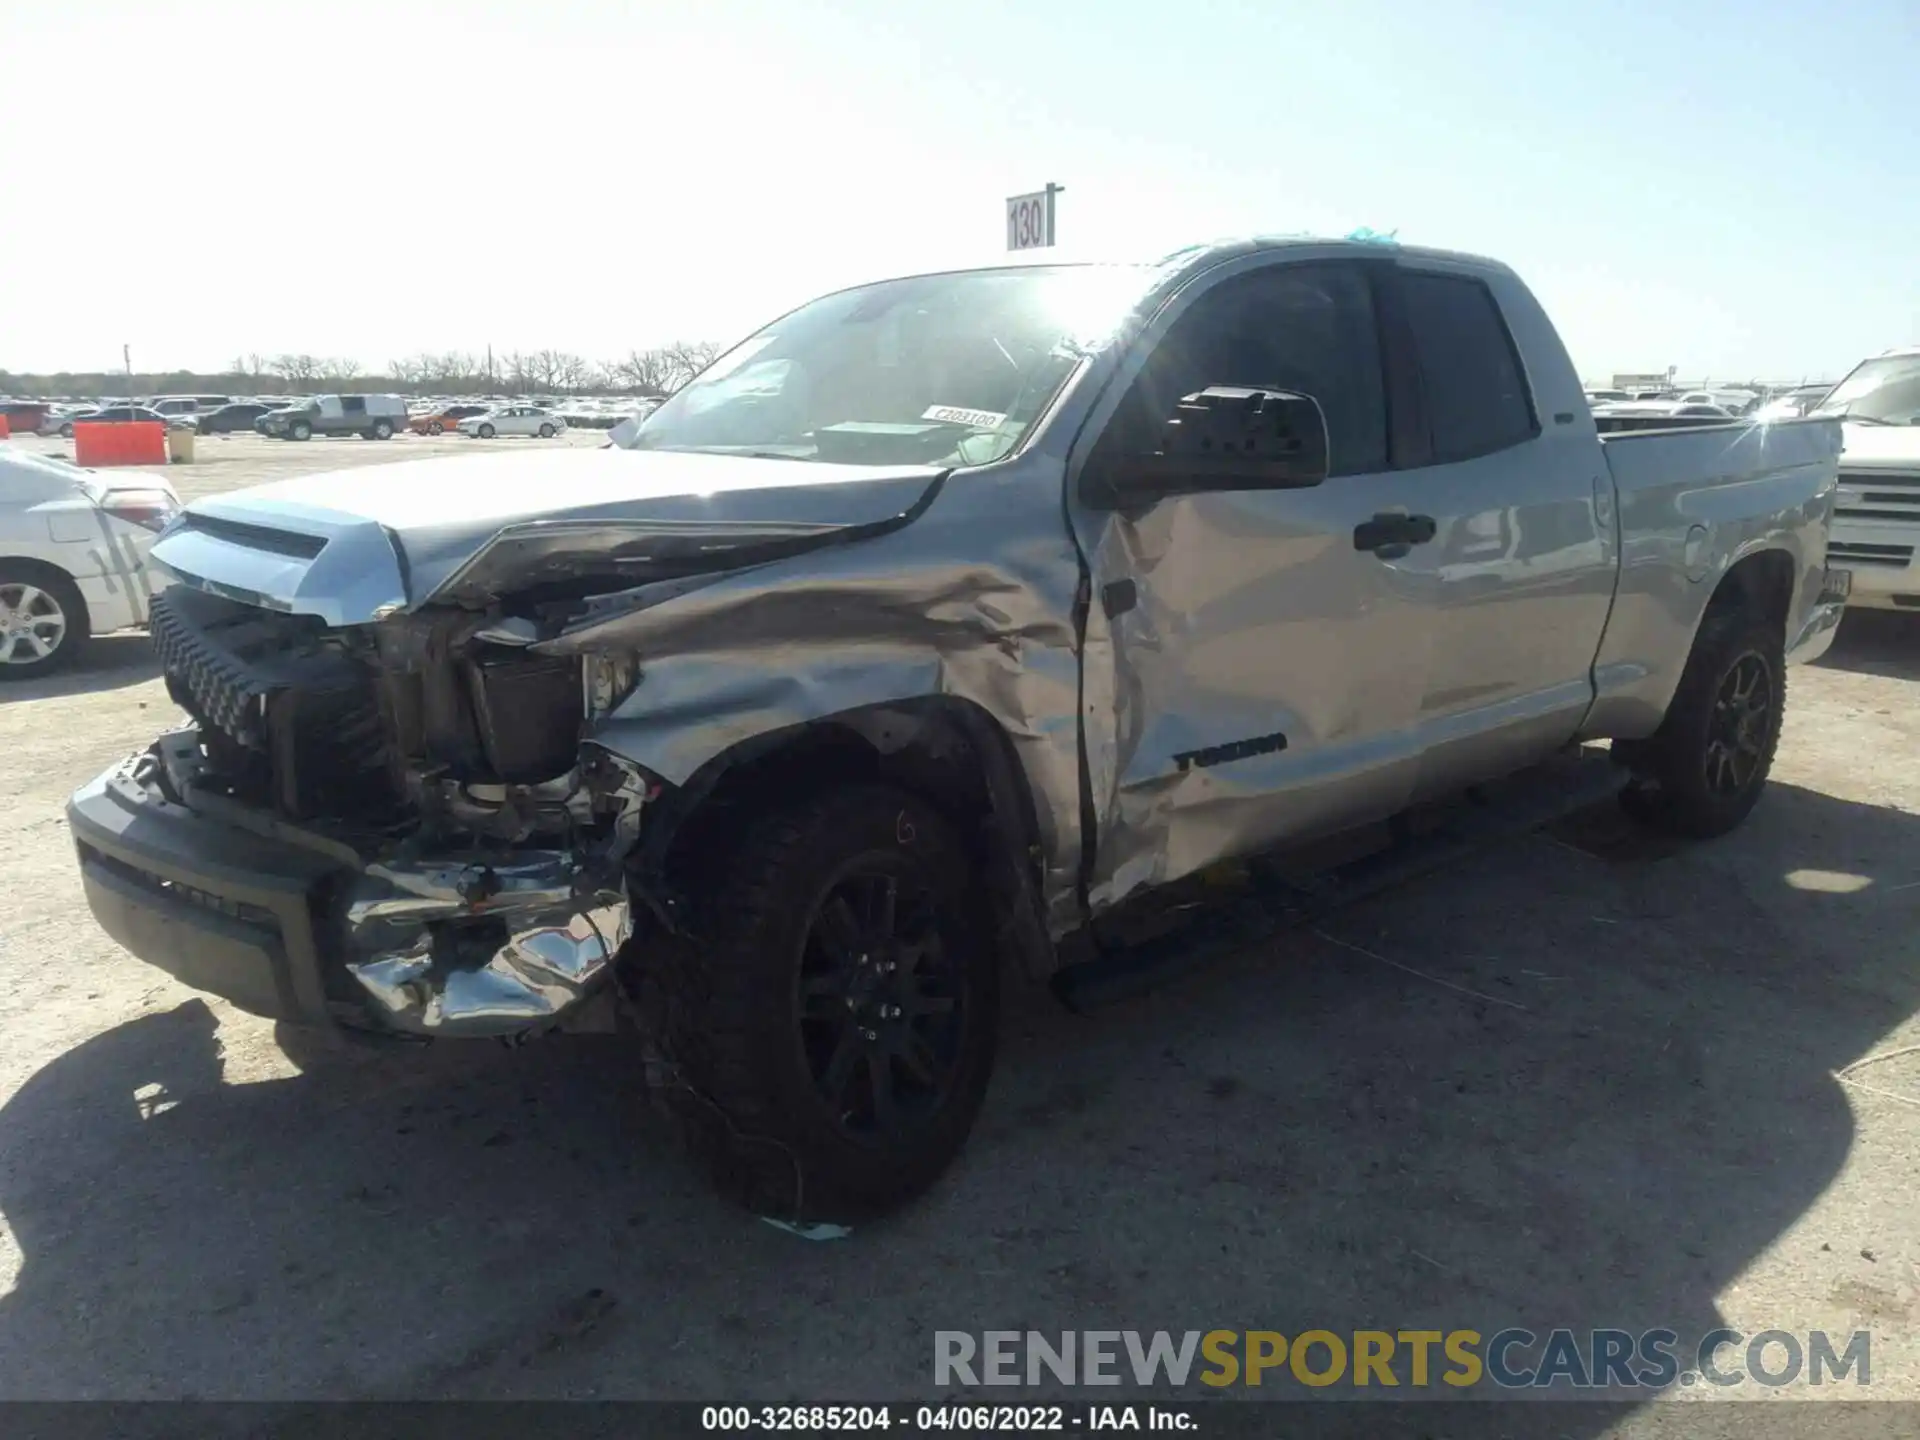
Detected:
[1598,414,1842,497]
[1584,414,1844,737]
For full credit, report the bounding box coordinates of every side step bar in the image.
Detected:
[1051,747,1630,1012]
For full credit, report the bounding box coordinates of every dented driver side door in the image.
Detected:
[1071,255,1441,910]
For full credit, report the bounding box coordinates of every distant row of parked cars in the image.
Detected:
[10,393,581,443]
[1581,383,1836,425]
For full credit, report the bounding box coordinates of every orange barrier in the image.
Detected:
[74,421,168,467]
[0,414,10,438]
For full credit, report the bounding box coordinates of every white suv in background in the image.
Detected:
[1817,348,1920,611]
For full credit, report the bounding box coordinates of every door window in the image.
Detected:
[342,396,367,414]
[1104,262,1389,477]
[1398,271,1536,462]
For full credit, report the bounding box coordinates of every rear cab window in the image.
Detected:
[1397,270,1538,462]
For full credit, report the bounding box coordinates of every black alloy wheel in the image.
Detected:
[795,859,966,1142]
[1703,651,1771,798]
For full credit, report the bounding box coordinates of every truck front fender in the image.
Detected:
[533,538,1088,944]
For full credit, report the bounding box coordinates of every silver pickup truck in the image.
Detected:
[68,238,1848,1222]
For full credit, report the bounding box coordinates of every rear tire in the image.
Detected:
[373,420,393,440]
[0,566,90,679]
[644,785,998,1223]
[1616,607,1784,838]
[538,422,555,438]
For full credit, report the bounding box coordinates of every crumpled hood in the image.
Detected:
[151,447,946,624]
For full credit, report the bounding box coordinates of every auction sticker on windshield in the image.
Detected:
[923,405,1007,428]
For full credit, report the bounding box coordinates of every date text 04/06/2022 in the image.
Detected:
[700,1404,1192,1431]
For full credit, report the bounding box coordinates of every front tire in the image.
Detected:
[428,420,445,435]
[646,785,998,1223]
[291,421,312,441]
[1616,607,1784,838]
[0,567,89,679]
[477,423,496,439]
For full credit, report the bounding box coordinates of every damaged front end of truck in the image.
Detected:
[67,443,1026,1041]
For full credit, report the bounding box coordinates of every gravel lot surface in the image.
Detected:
[1,433,1915,1427]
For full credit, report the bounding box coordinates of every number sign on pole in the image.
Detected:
[1006,183,1063,251]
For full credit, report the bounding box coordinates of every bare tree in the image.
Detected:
[270,354,325,385]
[499,351,535,393]
[662,339,722,388]
[323,358,364,384]
[527,350,591,393]
[611,347,680,396]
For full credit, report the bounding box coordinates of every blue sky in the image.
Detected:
[4,0,1915,382]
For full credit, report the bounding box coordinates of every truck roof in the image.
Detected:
[1199,234,1513,271]
[861,236,1518,294]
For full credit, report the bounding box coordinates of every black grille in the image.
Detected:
[1829,541,1914,568]
[149,587,300,748]
[150,586,393,821]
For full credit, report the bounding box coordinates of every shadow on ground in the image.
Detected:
[1,782,1914,1412]
[1817,610,1920,681]
[0,634,156,705]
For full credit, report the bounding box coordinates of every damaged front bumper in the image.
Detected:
[67,731,635,1038]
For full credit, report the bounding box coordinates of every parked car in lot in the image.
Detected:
[148,395,232,423]
[196,401,283,435]
[50,406,196,437]
[259,393,410,441]
[409,403,491,435]
[1753,385,1833,423]
[1810,348,1920,610]
[66,238,1846,1222]
[31,404,95,437]
[0,447,177,676]
[1590,400,1739,432]
[456,404,566,438]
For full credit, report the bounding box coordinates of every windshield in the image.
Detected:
[1816,356,1920,425]
[630,264,1151,467]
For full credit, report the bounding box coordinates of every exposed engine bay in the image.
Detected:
[146,584,648,1037]
[151,584,638,836]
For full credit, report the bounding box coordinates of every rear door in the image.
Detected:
[1073,255,1442,904]
[1382,263,1616,801]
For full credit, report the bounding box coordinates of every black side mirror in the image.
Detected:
[1081,386,1330,511]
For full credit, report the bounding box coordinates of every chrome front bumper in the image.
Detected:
[68,732,631,1038]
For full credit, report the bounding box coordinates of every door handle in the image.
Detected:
[1353,512,1437,558]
